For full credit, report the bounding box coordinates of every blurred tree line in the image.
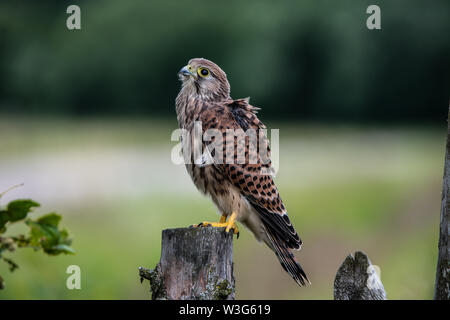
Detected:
[0,0,448,123]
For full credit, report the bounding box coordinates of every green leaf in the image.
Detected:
[51,244,75,254]
[6,200,40,222]
[36,213,61,227]
[26,212,75,256]
[0,210,9,232]
[0,196,75,288]
[27,220,59,248]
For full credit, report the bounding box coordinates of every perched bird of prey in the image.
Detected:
[175,58,309,286]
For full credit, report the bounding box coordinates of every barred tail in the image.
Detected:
[264,226,310,287]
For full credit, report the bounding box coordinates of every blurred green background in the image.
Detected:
[0,0,448,299]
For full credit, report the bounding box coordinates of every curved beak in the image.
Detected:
[178,65,194,77]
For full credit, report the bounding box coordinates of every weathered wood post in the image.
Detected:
[140,227,235,300]
[434,105,450,300]
[334,251,387,300]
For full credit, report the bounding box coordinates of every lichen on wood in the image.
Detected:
[334,251,387,300]
[434,105,450,300]
[140,227,235,300]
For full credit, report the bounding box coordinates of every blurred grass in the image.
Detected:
[0,117,177,158]
[0,118,445,299]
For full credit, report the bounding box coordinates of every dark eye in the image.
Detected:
[197,67,210,77]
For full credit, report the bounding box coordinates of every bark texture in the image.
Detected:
[434,105,450,300]
[140,227,235,300]
[334,251,387,300]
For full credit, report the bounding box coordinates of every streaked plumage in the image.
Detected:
[175,58,309,286]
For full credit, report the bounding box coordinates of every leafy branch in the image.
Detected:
[0,185,74,289]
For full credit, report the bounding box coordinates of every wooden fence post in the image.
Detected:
[434,105,450,300]
[334,251,387,300]
[140,227,235,300]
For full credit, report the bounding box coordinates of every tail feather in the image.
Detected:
[264,225,310,287]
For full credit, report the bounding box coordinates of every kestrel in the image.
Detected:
[175,58,309,286]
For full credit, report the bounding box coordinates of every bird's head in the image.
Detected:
[178,58,230,101]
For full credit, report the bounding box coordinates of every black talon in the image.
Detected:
[237,231,240,239]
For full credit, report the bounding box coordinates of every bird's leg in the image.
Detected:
[194,213,227,227]
[193,212,239,237]
[224,212,238,234]
[226,212,239,239]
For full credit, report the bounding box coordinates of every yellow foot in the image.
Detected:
[193,221,228,228]
[192,212,239,238]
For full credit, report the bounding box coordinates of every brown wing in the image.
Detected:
[197,98,302,251]
[197,98,309,286]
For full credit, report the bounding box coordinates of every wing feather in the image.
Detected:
[197,99,302,250]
